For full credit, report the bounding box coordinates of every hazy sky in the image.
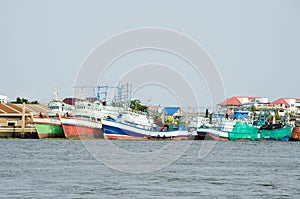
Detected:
[0,0,299,107]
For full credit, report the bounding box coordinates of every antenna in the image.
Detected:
[73,82,132,106]
[96,85,109,102]
[81,85,86,99]
[52,87,59,101]
[119,82,132,108]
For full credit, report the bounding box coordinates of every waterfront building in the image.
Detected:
[219,96,269,114]
[270,98,300,116]
[0,103,48,138]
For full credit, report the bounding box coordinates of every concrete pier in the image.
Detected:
[0,127,38,138]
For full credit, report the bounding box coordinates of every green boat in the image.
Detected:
[33,117,65,138]
[259,125,292,141]
[32,93,73,139]
[228,122,259,141]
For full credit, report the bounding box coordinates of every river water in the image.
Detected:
[0,140,300,198]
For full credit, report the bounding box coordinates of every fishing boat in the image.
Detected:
[102,110,191,140]
[32,94,73,139]
[196,126,228,140]
[60,83,135,139]
[195,113,236,140]
[258,123,292,141]
[228,121,259,141]
[60,100,103,139]
[251,109,292,141]
[196,119,235,140]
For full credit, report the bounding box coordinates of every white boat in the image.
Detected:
[196,117,236,141]
[196,126,229,140]
[102,109,191,140]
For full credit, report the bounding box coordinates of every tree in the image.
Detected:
[30,100,38,104]
[12,97,39,104]
[130,100,148,112]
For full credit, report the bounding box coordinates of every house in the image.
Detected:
[270,98,300,116]
[219,96,269,113]
[219,96,242,112]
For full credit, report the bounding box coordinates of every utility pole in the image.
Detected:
[126,82,129,109]
[21,102,25,137]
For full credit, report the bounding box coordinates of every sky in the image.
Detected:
[0,0,299,108]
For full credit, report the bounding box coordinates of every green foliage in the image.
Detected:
[12,97,39,104]
[130,100,148,112]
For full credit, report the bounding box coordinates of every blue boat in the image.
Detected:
[102,112,190,140]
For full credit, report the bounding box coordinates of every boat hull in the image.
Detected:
[228,122,259,141]
[290,126,300,141]
[259,126,292,141]
[102,119,190,140]
[196,128,228,141]
[61,118,103,139]
[33,118,65,139]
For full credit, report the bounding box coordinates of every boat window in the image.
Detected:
[49,106,59,110]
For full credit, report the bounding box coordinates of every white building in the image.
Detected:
[219,96,269,112]
[271,98,300,115]
[0,95,8,104]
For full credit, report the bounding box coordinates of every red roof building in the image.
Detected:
[269,98,300,116]
[270,98,290,107]
[219,97,242,106]
[219,96,270,113]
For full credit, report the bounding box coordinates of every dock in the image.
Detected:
[0,103,48,138]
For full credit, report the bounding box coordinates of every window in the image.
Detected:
[7,121,16,126]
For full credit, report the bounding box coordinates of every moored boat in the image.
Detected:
[60,116,103,139]
[195,117,236,140]
[228,122,259,141]
[60,100,104,139]
[259,123,292,141]
[102,110,191,140]
[33,115,64,139]
[196,126,228,140]
[195,126,228,140]
[33,98,73,139]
